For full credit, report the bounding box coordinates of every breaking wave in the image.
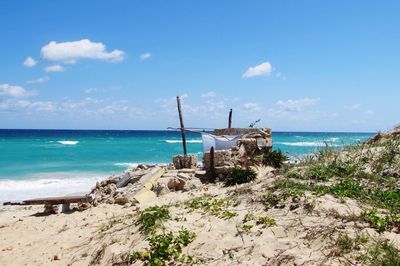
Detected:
[57,140,79,145]
[275,141,342,147]
[0,172,107,202]
[114,162,139,168]
[165,139,202,144]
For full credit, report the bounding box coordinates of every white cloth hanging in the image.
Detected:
[201,133,243,153]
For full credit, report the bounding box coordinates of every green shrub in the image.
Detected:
[187,196,236,219]
[224,166,257,186]
[262,149,288,168]
[130,229,199,265]
[362,209,400,232]
[256,216,276,227]
[138,205,170,233]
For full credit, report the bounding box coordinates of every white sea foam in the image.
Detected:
[57,140,79,145]
[0,172,107,202]
[165,139,202,144]
[114,162,139,168]
[326,137,339,142]
[275,141,342,147]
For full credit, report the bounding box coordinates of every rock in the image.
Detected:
[106,184,117,195]
[153,182,171,196]
[215,166,231,175]
[166,177,186,191]
[114,196,129,205]
[183,178,203,192]
[289,204,299,211]
[53,255,60,261]
[195,170,206,176]
[179,168,196,174]
[177,173,191,180]
[173,155,198,169]
[105,198,115,204]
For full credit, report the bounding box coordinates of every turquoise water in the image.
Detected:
[0,130,373,201]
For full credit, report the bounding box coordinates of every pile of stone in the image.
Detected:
[152,168,205,196]
[89,163,205,206]
[90,164,167,206]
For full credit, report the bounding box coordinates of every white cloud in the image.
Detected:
[27,101,56,112]
[139,52,151,61]
[275,71,286,80]
[44,65,64,72]
[344,103,361,110]
[243,102,261,112]
[243,62,272,78]
[0,84,32,97]
[23,56,37,67]
[201,91,216,98]
[26,76,50,84]
[83,88,98,94]
[41,39,125,64]
[276,98,320,112]
[365,110,375,115]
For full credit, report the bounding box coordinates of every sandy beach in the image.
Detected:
[1,162,399,265]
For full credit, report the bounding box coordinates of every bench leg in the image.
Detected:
[44,204,59,214]
[61,203,71,213]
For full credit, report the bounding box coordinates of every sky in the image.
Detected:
[0,1,399,132]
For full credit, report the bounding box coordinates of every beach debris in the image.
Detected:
[90,165,168,206]
[173,154,198,169]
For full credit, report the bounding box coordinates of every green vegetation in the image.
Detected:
[138,205,170,233]
[275,177,400,214]
[362,239,400,266]
[362,209,400,232]
[187,196,237,219]
[248,119,261,128]
[262,149,288,168]
[225,166,257,186]
[262,188,303,210]
[238,224,253,234]
[256,216,276,227]
[130,229,200,265]
[333,234,369,256]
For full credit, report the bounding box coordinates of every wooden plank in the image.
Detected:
[4,195,91,206]
[140,167,165,190]
[176,96,187,156]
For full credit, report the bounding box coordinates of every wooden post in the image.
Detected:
[228,109,233,128]
[209,146,215,182]
[176,96,187,156]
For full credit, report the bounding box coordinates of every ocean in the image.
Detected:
[0,129,374,201]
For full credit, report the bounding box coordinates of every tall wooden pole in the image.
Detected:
[209,146,215,182]
[176,96,187,156]
[228,109,233,128]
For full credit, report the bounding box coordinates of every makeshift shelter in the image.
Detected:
[202,128,272,176]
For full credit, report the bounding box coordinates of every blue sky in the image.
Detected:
[0,1,399,132]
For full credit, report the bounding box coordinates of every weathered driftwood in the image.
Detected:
[176,96,187,155]
[4,195,91,206]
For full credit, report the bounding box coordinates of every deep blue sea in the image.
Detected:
[0,129,374,201]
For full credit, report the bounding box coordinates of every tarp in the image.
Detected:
[201,133,243,153]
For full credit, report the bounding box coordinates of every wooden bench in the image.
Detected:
[3,195,92,213]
